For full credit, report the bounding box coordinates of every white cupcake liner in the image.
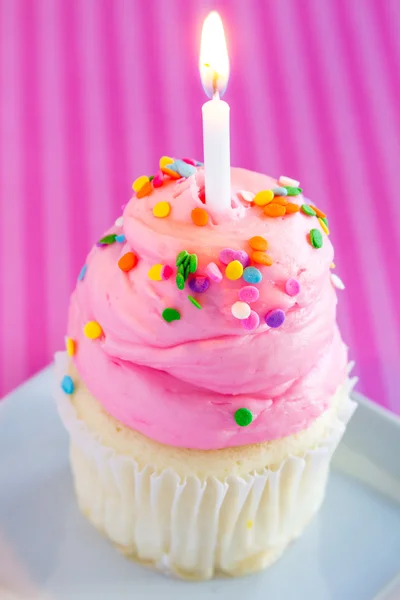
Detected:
[54,352,357,579]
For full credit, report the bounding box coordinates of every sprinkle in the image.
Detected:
[136,180,153,198]
[274,196,289,207]
[301,204,317,216]
[237,190,255,203]
[226,260,244,280]
[148,264,163,281]
[176,273,185,290]
[61,375,74,395]
[184,262,191,280]
[265,309,285,328]
[279,175,300,188]
[284,186,302,196]
[234,408,253,427]
[65,337,76,356]
[247,520,253,529]
[241,310,260,331]
[191,207,209,227]
[188,295,202,309]
[286,203,300,214]
[219,248,236,265]
[115,216,124,227]
[264,203,286,217]
[243,267,263,284]
[115,234,126,243]
[331,273,345,290]
[318,217,330,235]
[162,308,181,323]
[153,201,170,218]
[285,278,300,296]
[132,175,149,192]
[254,190,274,206]
[195,160,204,166]
[176,250,189,266]
[178,264,185,276]
[159,156,180,179]
[249,236,268,252]
[98,234,117,245]
[310,228,323,248]
[168,159,197,178]
[189,276,209,293]
[330,262,336,269]
[189,254,198,273]
[239,286,259,303]
[118,252,138,272]
[182,157,197,166]
[148,175,154,181]
[321,216,329,228]
[161,265,173,280]
[233,250,250,268]
[84,321,103,339]
[309,204,326,218]
[272,186,288,196]
[231,301,251,320]
[251,251,273,266]
[206,262,223,282]
[78,264,87,282]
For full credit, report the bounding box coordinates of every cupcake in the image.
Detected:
[55,161,356,580]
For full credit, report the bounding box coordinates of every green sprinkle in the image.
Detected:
[148,175,155,182]
[301,204,316,216]
[98,234,117,245]
[284,186,302,196]
[188,295,202,309]
[321,216,329,227]
[176,250,189,266]
[178,264,185,276]
[189,254,198,273]
[234,408,253,427]
[310,228,323,249]
[176,273,185,290]
[184,262,191,280]
[162,308,181,323]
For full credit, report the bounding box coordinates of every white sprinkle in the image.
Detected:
[231,301,251,320]
[331,273,345,290]
[272,186,288,196]
[115,216,124,227]
[279,175,300,188]
[237,190,255,203]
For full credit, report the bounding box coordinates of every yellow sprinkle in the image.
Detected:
[159,156,180,179]
[247,520,253,529]
[159,155,174,169]
[65,337,76,356]
[83,321,103,340]
[225,260,244,280]
[153,201,171,218]
[254,190,274,206]
[318,217,330,235]
[148,264,163,281]
[330,262,336,269]
[132,175,149,192]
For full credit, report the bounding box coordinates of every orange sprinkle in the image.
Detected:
[309,204,326,219]
[272,196,288,206]
[136,180,153,198]
[191,207,209,227]
[285,203,300,214]
[264,203,286,217]
[118,252,138,272]
[249,235,268,252]
[252,251,273,266]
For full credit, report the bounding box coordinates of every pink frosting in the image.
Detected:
[68,168,348,450]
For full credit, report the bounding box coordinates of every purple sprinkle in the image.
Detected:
[241,311,260,331]
[285,278,300,296]
[233,250,250,268]
[239,286,259,303]
[219,248,236,265]
[265,309,285,328]
[188,276,210,294]
[161,265,173,280]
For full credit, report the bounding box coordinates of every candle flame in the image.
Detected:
[199,11,229,99]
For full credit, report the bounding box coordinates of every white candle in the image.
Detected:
[199,12,231,213]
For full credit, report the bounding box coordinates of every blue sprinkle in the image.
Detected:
[243,266,263,284]
[272,186,288,196]
[195,160,204,167]
[61,375,75,395]
[115,234,126,243]
[169,159,197,178]
[78,264,87,282]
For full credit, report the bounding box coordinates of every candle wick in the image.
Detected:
[212,70,219,100]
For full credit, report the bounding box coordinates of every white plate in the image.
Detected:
[0,367,399,600]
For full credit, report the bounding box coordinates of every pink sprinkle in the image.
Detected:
[153,170,164,188]
[241,311,260,331]
[219,248,236,265]
[285,278,300,296]
[161,265,173,280]
[239,286,259,303]
[233,250,250,268]
[206,262,223,282]
[182,157,197,166]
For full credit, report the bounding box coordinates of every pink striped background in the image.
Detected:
[0,0,399,412]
